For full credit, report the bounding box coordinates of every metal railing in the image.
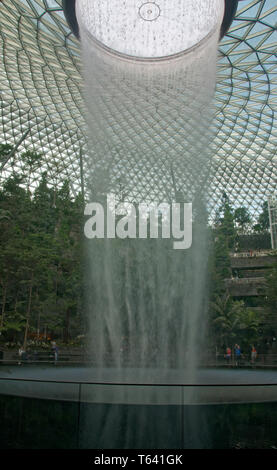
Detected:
[1,352,277,368]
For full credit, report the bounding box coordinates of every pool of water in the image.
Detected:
[1,393,277,449]
[1,366,277,404]
[1,366,277,448]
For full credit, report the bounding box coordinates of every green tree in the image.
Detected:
[0,161,84,346]
[215,192,237,250]
[234,207,252,234]
[20,151,43,191]
[263,255,277,339]
[254,201,270,233]
[210,294,262,352]
[236,308,261,351]
[210,294,244,348]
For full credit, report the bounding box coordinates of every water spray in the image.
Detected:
[60,1,238,372]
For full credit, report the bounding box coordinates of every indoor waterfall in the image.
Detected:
[77,0,225,377]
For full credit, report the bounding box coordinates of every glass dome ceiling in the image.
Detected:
[0,0,276,213]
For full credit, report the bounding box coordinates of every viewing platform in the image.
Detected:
[226,251,276,297]
[230,251,276,269]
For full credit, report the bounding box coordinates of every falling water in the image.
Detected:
[77,1,224,377]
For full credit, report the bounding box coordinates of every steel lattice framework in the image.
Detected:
[0,0,276,213]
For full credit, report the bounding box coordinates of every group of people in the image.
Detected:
[18,340,59,365]
[224,344,257,366]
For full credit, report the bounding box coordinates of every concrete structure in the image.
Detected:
[226,252,277,298]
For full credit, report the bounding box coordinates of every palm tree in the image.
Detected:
[210,294,245,348]
[0,209,11,221]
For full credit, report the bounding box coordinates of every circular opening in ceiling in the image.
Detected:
[139,3,161,22]
[75,0,225,60]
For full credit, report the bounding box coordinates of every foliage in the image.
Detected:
[0,152,84,345]
[253,200,270,233]
[0,144,276,357]
[210,294,244,346]
[263,254,277,338]
[234,207,252,234]
[210,294,262,351]
[208,193,275,352]
[214,192,237,250]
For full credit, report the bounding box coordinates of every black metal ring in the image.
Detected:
[63,0,238,41]
[63,0,79,39]
[220,0,239,39]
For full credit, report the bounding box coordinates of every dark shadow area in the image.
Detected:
[1,393,277,449]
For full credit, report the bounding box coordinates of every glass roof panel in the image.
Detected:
[0,0,276,214]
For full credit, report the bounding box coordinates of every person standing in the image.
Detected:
[51,341,58,363]
[18,346,25,365]
[225,347,231,366]
[251,345,257,365]
[234,344,241,367]
[54,344,59,362]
